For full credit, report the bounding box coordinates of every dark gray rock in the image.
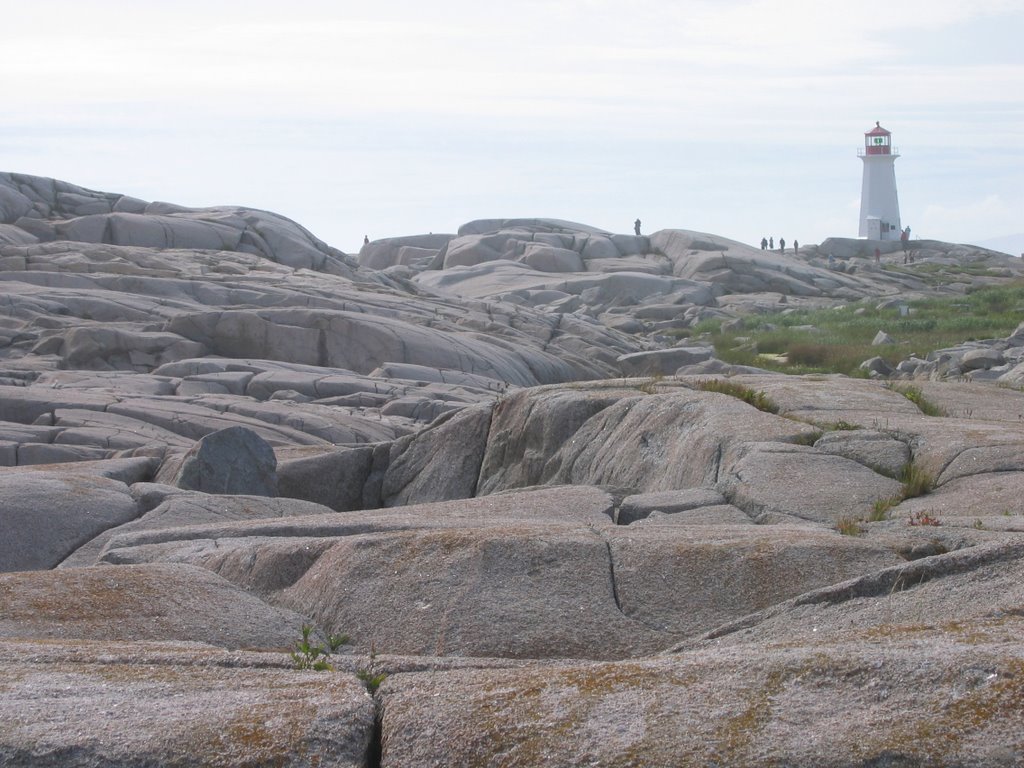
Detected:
[859,355,895,376]
[277,446,378,511]
[164,426,278,496]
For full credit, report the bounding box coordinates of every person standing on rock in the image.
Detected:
[363,235,369,245]
[760,237,768,250]
[769,236,774,249]
[875,247,881,263]
[793,240,799,255]
[634,219,642,236]
[779,237,786,253]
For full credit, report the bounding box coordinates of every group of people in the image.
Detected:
[760,236,798,255]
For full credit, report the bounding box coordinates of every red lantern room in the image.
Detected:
[864,121,892,155]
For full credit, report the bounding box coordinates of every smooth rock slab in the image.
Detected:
[813,429,910,478]
[0,641,375,768]
[891,471,1024,522]
[537,388,819,494]
[381,404,492,506]
[617,346,713,376]
[0,563,312,649]
[678,539,1024,650]
[274,526,670,660]
[277,446,378,511]
[378,639,1024,767]
[0,470,138,571]
[606,525,903,635]
[720,442,903,524]
[616,487,730,524]
[478,387,632,495]
[61,491,336,568]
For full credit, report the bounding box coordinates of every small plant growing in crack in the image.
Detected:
[868,498,894,522]
[837,516,864,536]
[356,643,388,693]
[291,624,350,671]
[886,383,946,417]
[292,627,387,692]
[898,461,934,499]
[830,419,861,431]
[870,461,934,520]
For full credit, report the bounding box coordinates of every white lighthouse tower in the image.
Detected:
[858,121,901,240]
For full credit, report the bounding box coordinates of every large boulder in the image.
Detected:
[380,404,492,506]
[162,426,278,496]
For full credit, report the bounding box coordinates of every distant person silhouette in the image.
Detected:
[793,240,799,255]
[760,237,768,250]
[779,238,786,253]
[363,235,369,245]
[634,219,642,236]
[769,237,774,249]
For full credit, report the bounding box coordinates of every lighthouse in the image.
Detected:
[858,121,901,240]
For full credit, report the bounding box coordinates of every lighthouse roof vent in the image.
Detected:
[866,121,891,136]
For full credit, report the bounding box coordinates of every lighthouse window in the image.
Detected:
[871,136,888,145]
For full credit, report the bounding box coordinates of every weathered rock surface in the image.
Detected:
[0,563,311,649]
[0,469,138,571]
[0,641,376,767]
[378,637,1024,767]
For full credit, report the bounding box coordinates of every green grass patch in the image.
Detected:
[898,461,935,498]
[694,378,779,413]
[837,517,865,536]
[868,498,894,522]
[864,461,934,523]
[694,279,1024,377]
[887,384,946,417]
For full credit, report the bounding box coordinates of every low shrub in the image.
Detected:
[785,343,832,367]
[908,511,941,527]
[695,280,1024,377]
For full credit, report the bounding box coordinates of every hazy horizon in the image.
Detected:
[3,0,1022,254]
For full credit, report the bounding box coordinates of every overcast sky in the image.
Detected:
[3,0,1022,253]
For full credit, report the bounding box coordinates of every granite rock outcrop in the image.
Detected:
[2,173,1023,766]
